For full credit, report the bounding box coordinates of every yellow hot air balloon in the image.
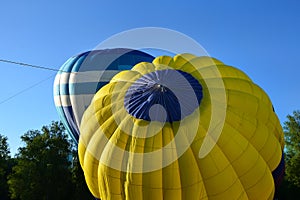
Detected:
[78,54,284,200]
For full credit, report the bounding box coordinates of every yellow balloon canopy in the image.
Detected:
[78,54,284,200]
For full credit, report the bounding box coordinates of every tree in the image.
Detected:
[70,149,94,200]
[275,110,300,199]
[8,121,73,200]
[284,110,300,187]
[0,134,12,200]
[0,134,10,160]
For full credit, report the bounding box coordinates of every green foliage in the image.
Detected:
[71,150,94,200]
[284,110,300,188]
[276,177,300,199]
[0,135,10,160]
[0,134,13,200]
[7,121,94,200]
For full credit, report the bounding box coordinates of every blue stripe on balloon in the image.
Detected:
[58,56,81,74]
[69,82,108,95]
[62,106,79,141]
[72,52,90,72]
[54,82,109,96]
[118,65,133,70]
[55,106,79,142]
[67,50,155,72]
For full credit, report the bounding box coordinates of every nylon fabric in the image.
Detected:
[78,54,284,200]
[53,49,154,143]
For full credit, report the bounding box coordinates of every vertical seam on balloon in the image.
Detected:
[200,139,247,198]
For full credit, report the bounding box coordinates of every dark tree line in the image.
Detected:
[0,134,15,200]
[1,110,300,199]
[0,121,93,200]
[276,110,300,199]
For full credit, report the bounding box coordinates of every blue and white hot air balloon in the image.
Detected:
[53,48,154,143]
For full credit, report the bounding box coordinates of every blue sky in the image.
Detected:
[0,0,299,156]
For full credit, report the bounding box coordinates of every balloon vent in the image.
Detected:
[124,69,203,122]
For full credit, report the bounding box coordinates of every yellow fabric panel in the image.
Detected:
[227,114,281,172]
[161,158,182,190]
[98,164,125,199]
[199,160,245,199]
[245,165,274,200]
[225,110,281,170]
[131,62,156,75]
[169,53,197,69]
[179,56,223,69]
[78,143,101,198]
[111,70,140,83]
[152,55,173,66]
[177,148,202,192]
[78,54,284,200]
[266,113,285,149]
[217,65,252,81]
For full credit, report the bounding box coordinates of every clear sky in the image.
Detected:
[0,0,299,156]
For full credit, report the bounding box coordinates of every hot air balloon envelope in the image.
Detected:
[54,49,154,143]
[79,54,284,200]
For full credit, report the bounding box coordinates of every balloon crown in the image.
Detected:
[124,69,203,122]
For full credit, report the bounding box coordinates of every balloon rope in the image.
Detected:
[0,58,60,72]
[0,75,54,105]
